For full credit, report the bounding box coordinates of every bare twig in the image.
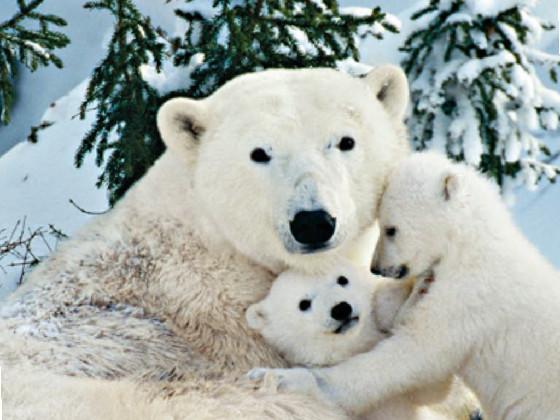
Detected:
[68,198,110,215]
[0,218,67,285]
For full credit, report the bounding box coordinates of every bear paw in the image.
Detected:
[247,367,323,398]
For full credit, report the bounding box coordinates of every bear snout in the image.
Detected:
[330,301,353,321]
[289,210,336,248]
[373,264,409,279]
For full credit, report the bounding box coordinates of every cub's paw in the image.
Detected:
[247,367,321,397]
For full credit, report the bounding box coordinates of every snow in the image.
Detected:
[139,15,205,96]
[446,13,473,25]
[340,7,375,18]
[526,48,560,66]
[287,26,318,56]
[382,13,402,32]
[541,109,559,131]
[310,0,328,12]
[457,51,516,84]
[458,97,483,167]
[0,0,558,303]
[24,40,51,60]
[0,80,108,300]
[216,24,230,47]
[464,0,536,16]
[336,58,372,76]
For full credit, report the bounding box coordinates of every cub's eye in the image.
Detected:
[338,136,355,152]
[250,148,271,163]
[337,276,349,286]
[385,227,397,238]
[299,299,312,311]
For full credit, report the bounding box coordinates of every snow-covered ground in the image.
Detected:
[0,80,108,299]
[0,0,558,299]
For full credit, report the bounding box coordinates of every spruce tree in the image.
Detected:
[77,0,398,204]
[74,0,165,205]
[173,0,399,98]
[0,0,69,125]
[402,0,560,192]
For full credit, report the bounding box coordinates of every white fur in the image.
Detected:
[0,67,413,418]
[158,66,410,274]
[257,152,560,420]
[246,265,455,420]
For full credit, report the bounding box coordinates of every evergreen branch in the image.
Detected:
[0,0,69,125]
[402,0,559,191]
[76,0,398,204]
[76,0,166,205]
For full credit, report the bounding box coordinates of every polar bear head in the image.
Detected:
[372,152,502,279]
[246,264,412,366]
[157,66,409,272]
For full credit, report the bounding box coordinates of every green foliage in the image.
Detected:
[0,0,69,125]
[401,0,560,190]
[75,0,166,205]
[174,0,398,98]
[78,0,397,204]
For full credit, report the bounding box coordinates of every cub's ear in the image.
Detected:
[157,97,208,158]
[363,64,409,120]
[442,171,460,201]
[246,303,268,331]
[373,278,414,332]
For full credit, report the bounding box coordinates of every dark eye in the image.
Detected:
[250,148,271,163]
[299,299,311,311]
[385,227,397,238]
[337,276,349,286]
[338,136,355,151]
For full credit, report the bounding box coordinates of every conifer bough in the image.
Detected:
[77,0,397,204]
[402,0,560,192]
[75,0,166,205]
[174,0,399,98]
[0,0,69,124]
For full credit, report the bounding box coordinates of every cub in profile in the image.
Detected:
[246,264,451,420]
[368,152,560,419]
[253,152,560,420]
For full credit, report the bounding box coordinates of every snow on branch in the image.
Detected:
[402,0,560,195]
[0,0,70,125]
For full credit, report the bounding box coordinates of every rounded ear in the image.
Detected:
[442,171,460,201]
[246,303,268,331]
[157,97,208,158]
[363,64,409,120]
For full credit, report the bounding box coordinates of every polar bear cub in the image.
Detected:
[253,152,560,420]
[246,264,451,420]
[367,152,560,419]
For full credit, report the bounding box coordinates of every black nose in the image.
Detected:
[290,210,336,246]
[331,302,352,321]
[397,265,409,279]
[370,266,382,275]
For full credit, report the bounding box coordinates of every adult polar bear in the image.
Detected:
[2,66,414,418]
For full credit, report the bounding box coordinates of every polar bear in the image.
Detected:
[246,264,453,420]
[0,66,414,419]
[251,152,560,419]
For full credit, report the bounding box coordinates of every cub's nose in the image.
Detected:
[370,266,382,275]
[290,210,336,247]
[330,302,352,321]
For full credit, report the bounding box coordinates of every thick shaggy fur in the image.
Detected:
[253,152,560,420]
[247,265,454,420]
[1,67,415,419]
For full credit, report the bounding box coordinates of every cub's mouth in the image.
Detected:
[333,316,359,334]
